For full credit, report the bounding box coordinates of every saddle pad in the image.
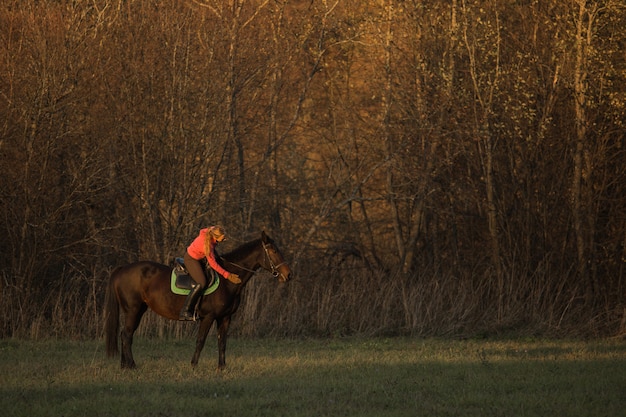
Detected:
[170,269,220,296]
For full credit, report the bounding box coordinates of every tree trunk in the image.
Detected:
[571,0,599,303]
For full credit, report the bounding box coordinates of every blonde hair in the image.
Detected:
[204,225,226,255]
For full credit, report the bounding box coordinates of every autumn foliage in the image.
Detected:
[1,0,625,338]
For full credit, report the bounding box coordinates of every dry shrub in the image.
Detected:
[231,257,622,338]
[3,259,623,341]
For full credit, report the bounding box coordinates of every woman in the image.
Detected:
[179,225,241,320]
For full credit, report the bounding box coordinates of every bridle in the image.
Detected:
[261,241,288,279]
[221,240,288,280]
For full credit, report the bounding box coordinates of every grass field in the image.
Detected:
[1,336,624,416]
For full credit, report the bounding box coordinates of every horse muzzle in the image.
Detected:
[275,268,292,283]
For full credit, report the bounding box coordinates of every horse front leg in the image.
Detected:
[216,315,232,370]
[191,316,214,368]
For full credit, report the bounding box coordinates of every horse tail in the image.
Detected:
[105,267,121,357]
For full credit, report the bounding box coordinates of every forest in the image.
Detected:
[1,0,625,339]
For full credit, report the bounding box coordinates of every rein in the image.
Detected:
[221,241,286,279]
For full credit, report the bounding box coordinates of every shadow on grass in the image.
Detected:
[1,338,625,417]
[3,362,625,417]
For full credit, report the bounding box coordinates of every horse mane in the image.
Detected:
[221,237,265,263]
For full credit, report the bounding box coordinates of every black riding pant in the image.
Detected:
[184,252,207,288]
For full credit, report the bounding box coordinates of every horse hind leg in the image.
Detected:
[120,303,148,369]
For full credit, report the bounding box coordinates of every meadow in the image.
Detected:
[1,337,624,417]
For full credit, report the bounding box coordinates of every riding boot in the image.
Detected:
[179,282,203,321]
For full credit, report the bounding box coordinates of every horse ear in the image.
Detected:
[261,230,268,242]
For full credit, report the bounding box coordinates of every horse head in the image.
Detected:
[260,231,292,283]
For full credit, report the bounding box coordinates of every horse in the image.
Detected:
[104,231,292,370]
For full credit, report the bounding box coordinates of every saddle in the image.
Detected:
[171,258,220,295]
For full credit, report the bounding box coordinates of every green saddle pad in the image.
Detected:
[170,269,220,296]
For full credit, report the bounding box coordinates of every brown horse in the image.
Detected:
[105,231,292,370]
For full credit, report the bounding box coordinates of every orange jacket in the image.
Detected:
[186,228,231,278]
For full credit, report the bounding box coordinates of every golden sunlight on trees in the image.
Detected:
[1,0,624,338]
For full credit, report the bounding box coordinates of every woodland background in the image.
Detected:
[1,0,625,339]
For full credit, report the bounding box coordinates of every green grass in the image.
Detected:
[1,337,624,416]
